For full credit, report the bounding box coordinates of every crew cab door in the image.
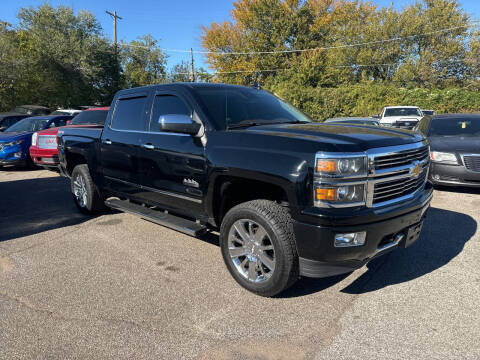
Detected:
[136,91,207,217]
[100,93,149,197]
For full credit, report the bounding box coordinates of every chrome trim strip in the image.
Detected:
[374,233,405,256]
[104,176,202,204]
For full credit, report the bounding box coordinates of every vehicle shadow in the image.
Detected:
[278,207,475,297]
[0,175,95,242]
[341,207,476,294]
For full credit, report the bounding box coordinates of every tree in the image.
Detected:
[121,34,168,88]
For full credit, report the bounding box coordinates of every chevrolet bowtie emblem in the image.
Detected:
[411,162,422,178]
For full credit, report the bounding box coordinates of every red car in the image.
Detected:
[30,107,109,169]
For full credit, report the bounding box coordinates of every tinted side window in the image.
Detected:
[51,118,68,128]
[3,117,18,128]
[111,96,147,131]
[150,95,191,131]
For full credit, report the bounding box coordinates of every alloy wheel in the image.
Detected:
[228,219,276,283]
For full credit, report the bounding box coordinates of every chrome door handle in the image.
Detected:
[104,139,112,145]
[142,143,155,150]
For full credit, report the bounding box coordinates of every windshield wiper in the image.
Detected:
[227,121,262,130]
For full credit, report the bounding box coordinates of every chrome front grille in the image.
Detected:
[366,141,430,207]
[374,146,429,170]
[38,135,57,149]
[463,155,480,172]
[373,168,428,204]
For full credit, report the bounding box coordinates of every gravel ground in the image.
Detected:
[0,168,478,360]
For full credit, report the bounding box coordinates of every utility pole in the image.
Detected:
[105,10,122,49]
[106,10,122,92]
[189,48,195,82]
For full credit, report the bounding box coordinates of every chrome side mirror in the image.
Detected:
[158,114,201,135]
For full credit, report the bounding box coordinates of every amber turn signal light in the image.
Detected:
[316,187,337,201]
[316,160,336,173]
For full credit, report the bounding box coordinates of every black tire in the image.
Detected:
[71,164,106,214]
[220,199,299,297]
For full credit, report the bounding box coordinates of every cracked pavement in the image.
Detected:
[0,168,479,359]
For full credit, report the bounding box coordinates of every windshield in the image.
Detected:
[69,110,108,125]
[384,108,422,117]
[11,106,33,115]
[428,117,480,137]
[192,87,311,129]
[6,117,49,133]
[422,110,434,116]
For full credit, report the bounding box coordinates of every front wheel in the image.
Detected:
[71,164,105,214]
[220,200,299,297]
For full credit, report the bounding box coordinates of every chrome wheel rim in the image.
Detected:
[228,219,275,283]
[73,174,87,208]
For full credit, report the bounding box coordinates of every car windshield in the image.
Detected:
[422,110,434,116]
[69,110,108,125]
[384,108,422,117]
[11,106,33,115]
[5,117,50,133]
[429,117,480,137]
[192,87,311,129]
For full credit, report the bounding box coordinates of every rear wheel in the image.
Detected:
[220,200,299,297]
[71,164,105,214]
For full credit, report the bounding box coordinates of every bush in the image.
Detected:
[268,83,480,121]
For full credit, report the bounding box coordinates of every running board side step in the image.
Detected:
[105,199,207,237]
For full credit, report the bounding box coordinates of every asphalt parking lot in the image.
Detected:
[0,168,479,360]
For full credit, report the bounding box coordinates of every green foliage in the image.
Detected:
[0,4,167,111]
[268,82,480,121]
[121,34,167,88]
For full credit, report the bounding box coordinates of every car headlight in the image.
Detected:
[314,183,365,207]
[315,155,367,178]
[4,139,24,147]
[430,151,458,165]
[32,132,38,146]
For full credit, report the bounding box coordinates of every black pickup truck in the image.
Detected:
[58,83,432,296]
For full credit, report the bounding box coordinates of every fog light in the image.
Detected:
[13,152,22,158]
[334,232,366,247]
[433,174,440,180]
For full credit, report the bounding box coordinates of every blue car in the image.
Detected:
[0,115,72,168]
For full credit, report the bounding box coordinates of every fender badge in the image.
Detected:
[183,178,199,188]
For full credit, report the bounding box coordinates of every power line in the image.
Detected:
[119,23,476,56]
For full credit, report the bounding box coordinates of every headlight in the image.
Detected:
[315,155,367,178]
[314,183,365,207]
[4,139,24,147]
[430,151,458,165]
[32,132,38,146]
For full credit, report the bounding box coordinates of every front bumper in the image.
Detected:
[429,162,480,187]
[0,144,26,165]
[30,146,59,167]
[294,183,433,277]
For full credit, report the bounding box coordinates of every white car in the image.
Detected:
[378,106,424,129]
[51,109,82,116]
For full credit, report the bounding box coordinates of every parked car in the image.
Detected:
[51,109,82,116]
[416,113,480,187]
[378,106,423,129]
[30,107,109,169]
[421,109,435,116]
[0,105,51,132]
[324,117,380,126]
[0,115,72,168]
[58,83,432,297]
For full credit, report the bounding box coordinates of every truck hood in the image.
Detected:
[0,131,32,142]
[429,135,480,153]
[246,123,423,152]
